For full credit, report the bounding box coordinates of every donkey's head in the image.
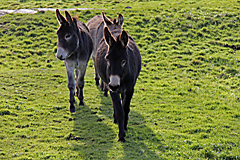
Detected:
[56,9,80,60]
[104,26,128,92]
[102,12,124,31]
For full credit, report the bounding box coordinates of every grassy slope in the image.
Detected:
[0,0,239,159]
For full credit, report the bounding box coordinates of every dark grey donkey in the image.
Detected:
[87,12,124,96]
[55,9,93,113]
[96,26,141,142]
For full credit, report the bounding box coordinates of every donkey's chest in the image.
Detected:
[65,58,87,70]
[75,59,87,70]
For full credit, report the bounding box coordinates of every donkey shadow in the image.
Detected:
[100,92,167,159]
[121,110,166,159]
[71,89,166,159]
[71,100,115,159]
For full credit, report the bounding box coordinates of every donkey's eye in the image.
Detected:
[65,34,71,40]
[121,60,126,67]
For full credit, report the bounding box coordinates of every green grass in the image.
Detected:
[0,0,239,159]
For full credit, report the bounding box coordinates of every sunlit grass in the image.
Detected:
[0,0,239,159]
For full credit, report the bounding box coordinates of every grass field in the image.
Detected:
[0,0,239,159]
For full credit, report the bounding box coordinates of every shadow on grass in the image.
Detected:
[71,101,114,159]
[121,109,166,159]
[71,89,166,159]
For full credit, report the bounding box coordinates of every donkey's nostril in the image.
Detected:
[57,55,65,60]
[109,84,120,92]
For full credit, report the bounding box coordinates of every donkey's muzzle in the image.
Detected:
[108,75,120,92]
[56,47,68,60]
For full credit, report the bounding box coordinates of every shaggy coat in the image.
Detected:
[96,26,141,142]
[55,9,93,112]
[87,12,124,92]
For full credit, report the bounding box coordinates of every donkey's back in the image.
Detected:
[86,15,103,52]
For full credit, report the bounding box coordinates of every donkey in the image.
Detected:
[96,26,141,142]
[87,12,124,96]
[55,9,93,113]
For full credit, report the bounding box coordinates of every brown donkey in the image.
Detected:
[55,9,93,112]
[87,12,124,96]
[96,26,141,142]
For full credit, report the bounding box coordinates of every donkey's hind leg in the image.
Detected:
[100,80,108,97]
[91,54,100,86]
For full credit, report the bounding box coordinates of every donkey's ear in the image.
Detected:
[117,13,124,27]
[56,9,67,25]
[102,12,113,25]
[104,27,115,46]
[65,11,73,25]
[72,17,79,30]
[119,30,128,48]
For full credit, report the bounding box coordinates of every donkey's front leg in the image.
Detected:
[122,88,134,131]
[76,64,87,106]
[66,64,76,113]
[110,91,125,142]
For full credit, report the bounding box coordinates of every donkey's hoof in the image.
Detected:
[103,92,108,97]
[70,106,75,113]
[95,78,100,86]
[118,138,126,143]
[79,101,84,106]
[95,81,99,86]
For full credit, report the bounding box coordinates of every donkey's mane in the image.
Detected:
[73,16,89,32]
